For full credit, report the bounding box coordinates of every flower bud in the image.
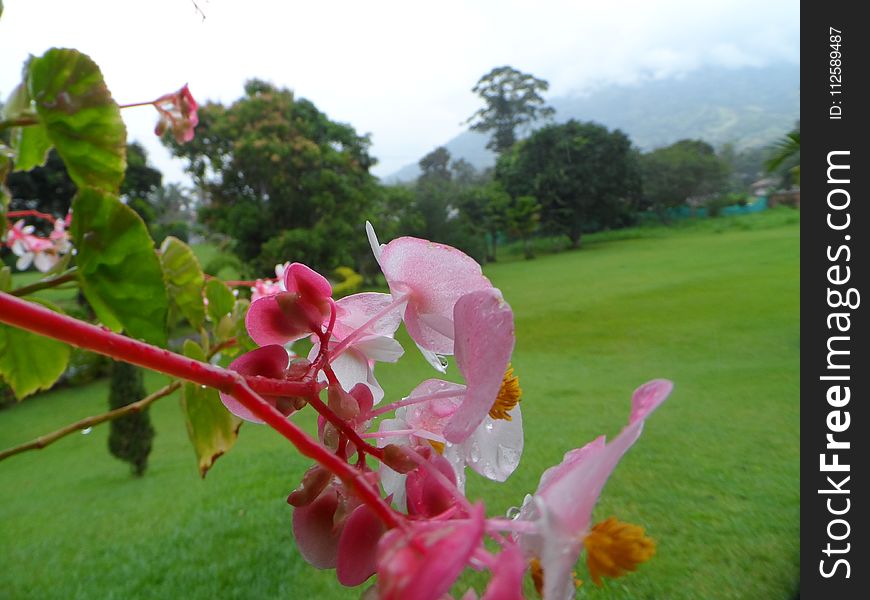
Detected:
[381,444,417,474]
[322,422,340,452]
[287,465,333,507]
[328,385,360,420]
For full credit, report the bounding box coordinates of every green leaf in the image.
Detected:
[27,48,126,192]
[71,187,168,346]
[12,124,52,171]
[0,300,71,399]
[180,339,242,477]
[160,236,205,329]
[0,266,11,293]
[0,155,9,235]
[205,278,235,323]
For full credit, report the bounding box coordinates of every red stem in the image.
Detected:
[0,292,401,528]
[6,210,57,224]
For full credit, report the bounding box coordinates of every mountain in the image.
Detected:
[385,63,799,183]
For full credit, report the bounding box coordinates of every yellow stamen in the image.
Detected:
[584,517,656,586]
[489,365,522,420]
[528,558,582,597]
[529,558,544,597]
[427,439,445,455]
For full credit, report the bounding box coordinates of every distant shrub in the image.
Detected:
[107,361,155,477]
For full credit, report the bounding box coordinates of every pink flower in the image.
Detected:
[218,345,292,423]
[250,263,289,301]
[367,222,492,356]
[245,263,333,346]
[154,84,199,143]
[376,504,485,600]
[309,292,404,404]
[6,219,66,272]
[515,380,673,600]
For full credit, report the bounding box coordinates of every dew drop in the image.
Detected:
[81,427,92,435]
[506,506,521,520]
[469,440,481,463]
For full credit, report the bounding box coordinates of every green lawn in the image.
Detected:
[0,210,800,599]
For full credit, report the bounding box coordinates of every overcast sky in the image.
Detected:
[1,0,799,182]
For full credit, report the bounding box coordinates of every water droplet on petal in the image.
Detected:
[469,440,481,463]
[506,506,521,520]
[81,427,92,435]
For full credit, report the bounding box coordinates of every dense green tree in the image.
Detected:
[497,120,640,248]
[507,195,541,259]
[765,122,800,187]
[640,139,730,220]
[415,147,455,242]
[466,66,555,154]
[107,361,155,477]
[164,79,380,274]
[457,181,510,261]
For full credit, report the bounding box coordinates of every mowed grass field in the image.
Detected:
[0,210,800,599]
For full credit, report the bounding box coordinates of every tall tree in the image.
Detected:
[164,79,380,274]
[107,361,155,477]
[497,120,641,248]
[466,66,555,154]
[640,139,730,220]
[765,122,800,187]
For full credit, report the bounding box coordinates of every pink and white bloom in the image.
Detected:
[6,219,67,272]
[367,222,492,357]
[309,292,405,404]
[515,379,673,600]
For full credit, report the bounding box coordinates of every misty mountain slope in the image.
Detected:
[386,63,799,183]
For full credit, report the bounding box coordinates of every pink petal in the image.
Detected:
[379,237,492,354]
[333,292,403,340]
[444,289,515,443]
[284,262,332,301]
[377,504,485,600]
[537,382,672,535]
[482,542,526,600]
[291,488,342,569]
[337,504,387,586]
[405,448,461,518]
[245,293,311,346]
[630,379,673,424]
[219,345,290,423]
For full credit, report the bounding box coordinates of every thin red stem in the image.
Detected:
[0,292,402,527]
[6,210,57,224]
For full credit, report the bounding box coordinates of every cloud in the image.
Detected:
[0,0,799,180]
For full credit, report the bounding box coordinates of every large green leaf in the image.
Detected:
[13,124,52,172]
[205,278,235,323]
[27,48,126,192]
[3,81,52,171]
[160,236,205,329]
[71,187,168,346]
[0,155,9,235]
[0,300,71,399]
[180,340,242,477]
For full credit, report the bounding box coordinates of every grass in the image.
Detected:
[0,209,800,599]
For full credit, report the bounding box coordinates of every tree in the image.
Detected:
[415,147,455,243]
[507,195,541,259]
[497,120,641,248]
[640,139,730,220]
[457,181,510,261]
[164,79,380,274]
[466,66,555,155]
[107,361,155,477]
[765,123,800,187]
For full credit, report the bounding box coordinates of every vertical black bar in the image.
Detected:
[802,3,868,597]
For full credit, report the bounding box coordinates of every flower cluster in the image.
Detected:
[153,84,199,144]
[3,213,72,272]
[219,223,672,599]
